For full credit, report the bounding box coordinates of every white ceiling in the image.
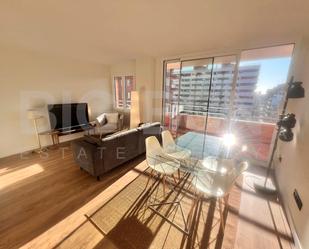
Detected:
[1,0,308,64]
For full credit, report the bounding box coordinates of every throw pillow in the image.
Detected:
[96,113,107,126]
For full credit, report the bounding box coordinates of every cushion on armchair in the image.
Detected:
[99,123,118,133]
[91,112,123,138]
[105,113,119,124]
[96,113,107,126]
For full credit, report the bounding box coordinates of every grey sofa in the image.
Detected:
[71,122,161,180]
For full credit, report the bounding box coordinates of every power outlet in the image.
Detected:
[293,189,303,211]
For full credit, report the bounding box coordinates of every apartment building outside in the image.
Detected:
[164,63,261,121]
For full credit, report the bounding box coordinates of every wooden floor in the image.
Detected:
[0,145,295,249]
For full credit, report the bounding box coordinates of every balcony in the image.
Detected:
[164,113,275,163]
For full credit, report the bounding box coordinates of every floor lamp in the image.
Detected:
[27,109,44,153]
[254,77,305,195]
[130,91,141,129]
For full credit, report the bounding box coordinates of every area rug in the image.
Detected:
[86,167,242,249]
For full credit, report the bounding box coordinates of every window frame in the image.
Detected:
[113,75,136,110]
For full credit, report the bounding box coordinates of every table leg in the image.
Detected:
[50,133,60,149]
[55,134,60,144]
[218,197,225,232]
[51,134,55,145]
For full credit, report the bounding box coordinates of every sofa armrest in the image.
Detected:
[118,114,124,130]
[71,139,105,177]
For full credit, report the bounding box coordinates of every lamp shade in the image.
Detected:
[279,127,294,142]
[27,109,43,120]
[130,91,141,129]
[277,113,296,129]
[287,81,305,98]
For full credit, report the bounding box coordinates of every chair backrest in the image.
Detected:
[145,136,164,167]
[162,130,176,152]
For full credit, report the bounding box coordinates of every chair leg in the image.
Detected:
[162,175,166,196]
[172,174,177,184]
[188,193,199,226]
[224,194,229,206]
[218,198,225,232]
[178,169,181,180]
[146,169,154,188]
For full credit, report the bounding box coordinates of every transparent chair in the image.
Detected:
[146,136,189,234]
[189,160,248,231]
[145,136,180,195]
[162,130,191,160]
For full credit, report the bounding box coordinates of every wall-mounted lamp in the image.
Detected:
[277,113,296,142]
[287,81,305,98]
[254,77,305,195]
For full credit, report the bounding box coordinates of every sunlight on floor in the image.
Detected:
[0,163,44,190]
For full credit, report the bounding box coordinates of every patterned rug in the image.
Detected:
[86,167,242,249]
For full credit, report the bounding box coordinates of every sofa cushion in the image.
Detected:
[101,128,139,172]
[105,113,119,124]
[102,128,137,141]
[102,122,118,131]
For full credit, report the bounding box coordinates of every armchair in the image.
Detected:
[91,112,124,138]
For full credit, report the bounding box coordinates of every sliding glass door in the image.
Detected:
[177,58,214,158]
[231,45,294,163]
[163,55,238,158]
[163,61,181,134]
[163,44,294,163]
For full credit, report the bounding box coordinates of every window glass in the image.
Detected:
[125,76,135,108]
[162,44,294,163]
[114,76,123,108]
[114,76,135,109]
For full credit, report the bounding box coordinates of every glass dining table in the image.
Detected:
[171,131,238,173]
[148,131,241,235]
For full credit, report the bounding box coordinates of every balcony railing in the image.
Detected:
[163,113,275,163]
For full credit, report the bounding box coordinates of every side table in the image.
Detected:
[38,130,60,148]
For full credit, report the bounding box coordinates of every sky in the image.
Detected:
[240,57,292,94]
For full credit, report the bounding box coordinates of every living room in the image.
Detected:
[1,1,309,249]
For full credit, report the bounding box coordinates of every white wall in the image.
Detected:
[110,60,136,78]
[0,43,112,158]
[275,38,309,249]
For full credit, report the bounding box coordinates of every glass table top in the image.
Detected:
[170,132,239,175]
